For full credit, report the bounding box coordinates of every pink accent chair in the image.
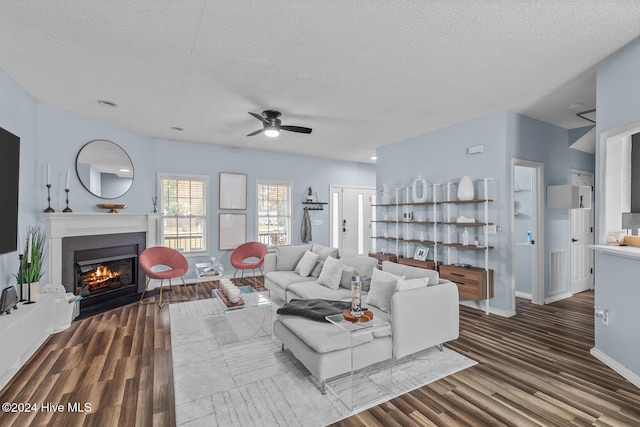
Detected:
[139,246,191,308]
[230,242,269,289]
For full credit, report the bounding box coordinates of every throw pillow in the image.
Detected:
[317,256,343,290]
[311,243,340,261]
[310,260,324,278]
[396,277,430,292]
[342,256,378,292]
[276,245,311,271]
[294,250,319,278]
[310,260,324,277]
[366,268,405,313]
[339,265,358,289]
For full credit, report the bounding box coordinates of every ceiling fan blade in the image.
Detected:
[246,128,264,137]
[280,125,312,134]
[248,112,268,123]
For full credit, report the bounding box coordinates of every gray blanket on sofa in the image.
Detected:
[276,299,351,322]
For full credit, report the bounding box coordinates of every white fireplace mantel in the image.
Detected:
[43,213,161,284]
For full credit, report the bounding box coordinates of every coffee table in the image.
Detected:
[324,312,393,411]
[212,286,272,344]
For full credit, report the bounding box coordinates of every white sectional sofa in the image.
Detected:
[265,244,460,392]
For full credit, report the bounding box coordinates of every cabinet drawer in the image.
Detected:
[440,265,494,301]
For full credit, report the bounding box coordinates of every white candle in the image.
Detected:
[27,233,32,264]
[47,163,51,185]
[66,168,70,189]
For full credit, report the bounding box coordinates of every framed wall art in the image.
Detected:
[219,172,247,210]
[219,213,246,250]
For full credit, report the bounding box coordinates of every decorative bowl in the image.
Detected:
[97,204,127,213]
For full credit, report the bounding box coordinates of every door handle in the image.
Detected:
[571,238,579,242]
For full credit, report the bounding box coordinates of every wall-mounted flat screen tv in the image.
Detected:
[0,127,20,255]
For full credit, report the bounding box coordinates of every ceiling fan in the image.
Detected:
[247,110,312,137]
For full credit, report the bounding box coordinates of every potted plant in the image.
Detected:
[15,225,47,299]
[306,186,314,202]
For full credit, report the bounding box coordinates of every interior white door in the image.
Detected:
[570,170,594,294]
[330,186,375,256]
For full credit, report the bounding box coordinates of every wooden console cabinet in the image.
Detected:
[368,252,397,265]
[397,256,440,271]
[439,264,494,301]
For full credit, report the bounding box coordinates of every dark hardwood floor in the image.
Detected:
[1,281,639,426]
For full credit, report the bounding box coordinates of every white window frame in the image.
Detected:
[256,180,292,246]
[158,173,209,256]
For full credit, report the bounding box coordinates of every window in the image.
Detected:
[257,181,291,246]
[159,174,207,254]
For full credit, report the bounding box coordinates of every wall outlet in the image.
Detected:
[594,306,609,325]
[486,224,497,234]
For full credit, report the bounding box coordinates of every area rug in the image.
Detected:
[170,298,476,427]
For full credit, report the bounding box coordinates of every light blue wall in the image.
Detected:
[0,71,39,288]
[594,38,640,380]
[377,110,513,314]
[0,69,375,285]
[378,110,595,315]
[510,113,595,298]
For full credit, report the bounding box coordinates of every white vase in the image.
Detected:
[412,175,428,202]
[457,176,474,200]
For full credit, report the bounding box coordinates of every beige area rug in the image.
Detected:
[170,298,476,427]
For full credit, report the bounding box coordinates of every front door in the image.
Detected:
[330,186,375,256]
[570,170,594,294]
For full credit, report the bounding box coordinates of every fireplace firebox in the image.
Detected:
[62,232,146,318]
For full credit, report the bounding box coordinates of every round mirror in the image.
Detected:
[76,140,134,199]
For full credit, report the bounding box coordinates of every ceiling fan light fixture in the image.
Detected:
[265,127,280,137]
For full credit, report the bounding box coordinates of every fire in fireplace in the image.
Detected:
[76,256,134,296]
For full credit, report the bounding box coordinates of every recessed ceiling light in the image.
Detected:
[97,100,117,107]
[568,103,584,110]
[370,156,377,160]
[170,126,184,131]
[119,168,131,173]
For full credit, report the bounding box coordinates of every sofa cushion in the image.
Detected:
[294,250,319,278]
[342,256,378,292]
[339,265,358,289]
[311,243,340,261]
[396,277,430,292]
[317,256,342,290]
[277,315,373,353]
[265,271,316,289]
[288,282,353,301]
[276,245,312,271]
[366,268,404,313]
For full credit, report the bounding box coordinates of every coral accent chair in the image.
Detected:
[139,246,191,308]
[230,242,269,289]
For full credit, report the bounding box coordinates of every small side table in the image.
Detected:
[324,312,392,411]
[195,262,224,297]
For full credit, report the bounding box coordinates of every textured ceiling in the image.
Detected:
[1,1,639,163]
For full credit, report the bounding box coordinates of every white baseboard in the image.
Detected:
[590,347,640,389]
[459,300,516,318]
[544,291,572,304]
[515,291,532,300]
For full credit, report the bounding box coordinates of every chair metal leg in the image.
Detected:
[139,277,152,303]
[233,269,238,280]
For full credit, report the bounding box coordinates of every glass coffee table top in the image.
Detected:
[212,285,271,312]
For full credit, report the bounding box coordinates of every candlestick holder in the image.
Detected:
[17,253,26,302]
[44,184,55,213]
[63,188,73,212]
[23,262,35,305]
